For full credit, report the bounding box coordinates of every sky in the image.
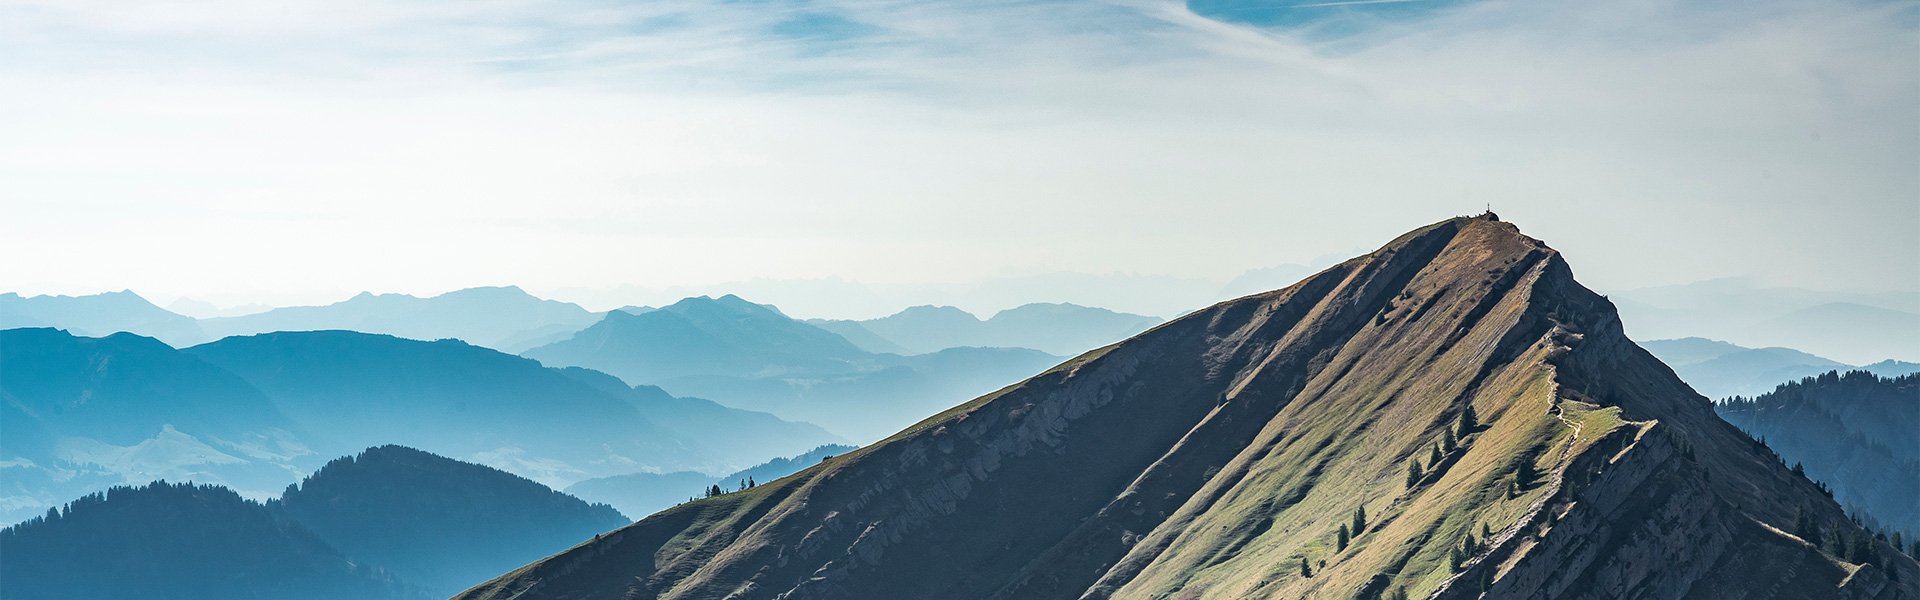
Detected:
[1,0,1915,318]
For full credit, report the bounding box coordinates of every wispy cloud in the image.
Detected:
[1290,0,1431,8]
[0,0,1914,313]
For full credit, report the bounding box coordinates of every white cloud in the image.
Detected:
[0,0,1913,314]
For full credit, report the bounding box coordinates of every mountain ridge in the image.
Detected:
[459,215,1917,599]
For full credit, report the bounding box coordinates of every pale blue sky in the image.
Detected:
[1,0,1914,316]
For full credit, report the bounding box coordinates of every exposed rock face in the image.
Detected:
[457,216,1919,600]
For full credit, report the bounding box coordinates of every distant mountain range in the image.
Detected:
[2,287,603,352]
[1716,371,1919,539]
[1615,278,1919,364]
[196,286,601,352]
[566,444,858,520]
[0,291,207,347]
[808,302,1162,356]
[0,327,838,525]
[525,296,1063,440]
[1639,337,1919,399]
[0,445,627,600]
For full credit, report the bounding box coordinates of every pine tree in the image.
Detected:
[1515,457,1539,488]
[1300,557,1312,578]
[1443,427,1458,453]
[1387,587,1409,600]
[1429,444,1445,466]
[1892,532,1904,555]
[1337,524,1350,552]
[1456,403,1478,438]
[1794,506,1820,545]
[1352,505,1368,534]
[1406,462,1424,488]
[1449,548,1464,572]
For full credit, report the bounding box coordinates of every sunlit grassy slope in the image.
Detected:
[459,216,1917,600]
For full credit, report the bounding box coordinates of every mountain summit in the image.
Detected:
[459,216,1917,600]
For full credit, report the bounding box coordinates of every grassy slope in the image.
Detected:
[456,217,1917,600]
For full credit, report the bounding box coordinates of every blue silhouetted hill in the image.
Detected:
[274,445,629,596]
[0,481,424,600]
[197,286,599,351]
[1,328,291,447]
[525,296,1061,440]
[1640,337,1852,398]
[810,302,1162,356]
[526,294,869,382]
[1718,371,1920,537]
[185,330,839,478]
[0,291,207,347]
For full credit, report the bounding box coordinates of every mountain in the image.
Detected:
[1863,360,1920,378]
[2,446,632,600]
[812,302,1163,356]
[0,327,314,525]
[0,291,206,346]
[459,215,1916,600]
[197,286,600,351]
[566,444,859,519]
[274,445,629,596]
[1613,279,1920,364]
[0,481,423,600]
[165,297,271,318]
[528,296,1061,440]
[0,326,835,524]
[185,331,841,484]
[526,294,870,382]
[1640,337,1852,399]
[1717,371,1920,538]
[1748,303,1920,366]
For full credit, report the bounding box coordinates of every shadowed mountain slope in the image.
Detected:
[0,481,423,600]
[1717,371,1919,538]
[459,216,1917,600]
[275,445,629,597]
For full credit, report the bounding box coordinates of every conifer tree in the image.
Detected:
[1429,444,1445,466]
[1352,505,1368,534]
[1443,428,1458,453]
[1337,524,1350,552]
[1300,557,1312,578]
[1456,403,1478,438]
[1406,462,1424,488]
